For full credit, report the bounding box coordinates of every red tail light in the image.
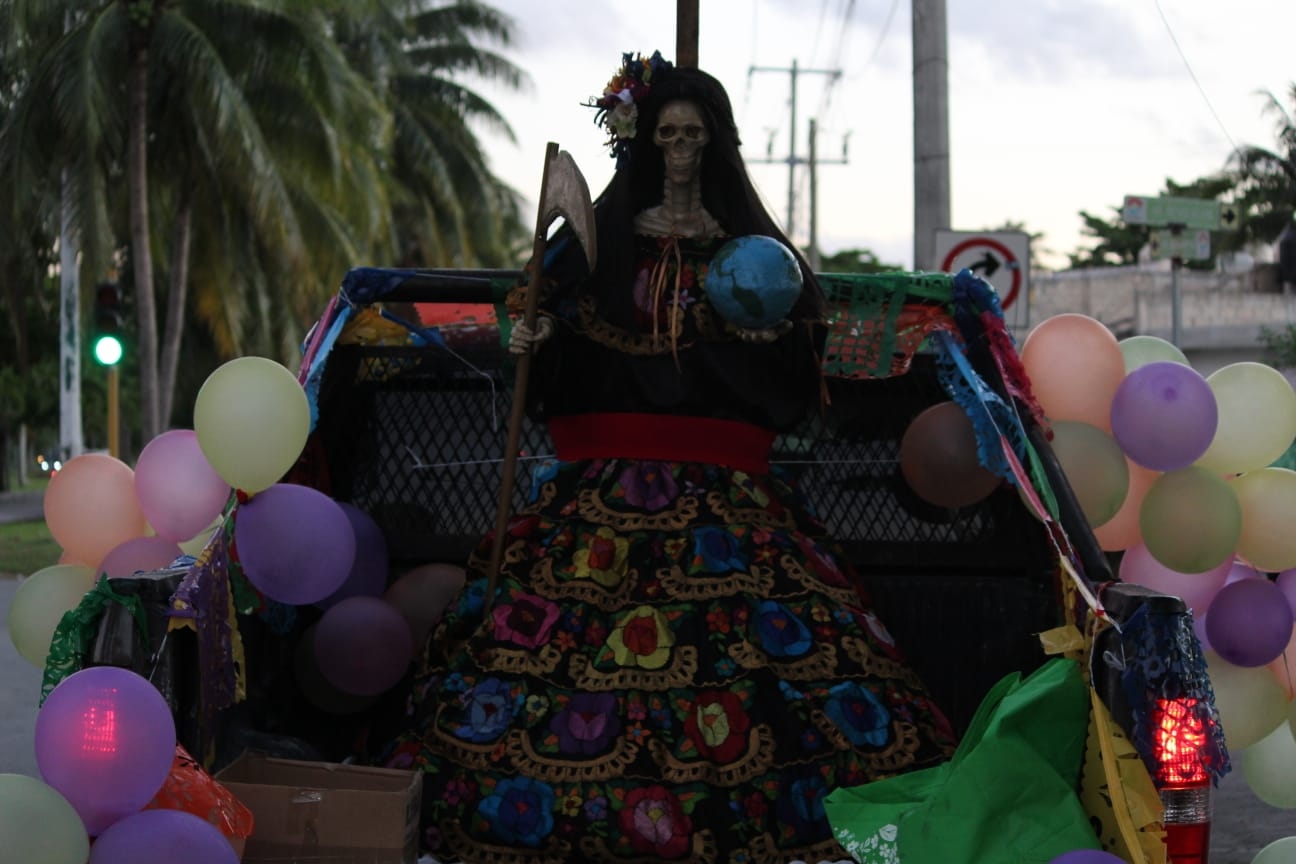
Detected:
[1153,697,1212,864]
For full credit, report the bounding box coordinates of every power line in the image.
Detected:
[1153,0,1239,156]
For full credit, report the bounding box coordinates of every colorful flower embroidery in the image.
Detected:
[573,527,630,587]
[550,693,620,756]
[691,526,747,573]
[683,690,750,763]
[476,776,556,848]
[607,605,674,669]
[492,592,560,649]
[619,461,679,511]
[824,681,892,748]
[756,600,813,658]
[454,678,518,743]
[620,786,693,858]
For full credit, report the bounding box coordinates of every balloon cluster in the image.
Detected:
[1020,314,1296,808]
[5,355,477,857]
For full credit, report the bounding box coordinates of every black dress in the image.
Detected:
[380,233,956,864]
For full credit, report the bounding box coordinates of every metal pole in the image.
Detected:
[786,59,798,236]
[1171,257,1183,347]
[912,0,950,270]
[107,365,120,459]
[808,118,820,270]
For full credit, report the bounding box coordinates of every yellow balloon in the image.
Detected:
[1196,362,1296,475]
[1230,468,1296,572]
[7,564,95,668]
[1049,420,1129,528]
[0,774,90,864]
[1205,651,1289,749]
[193,356,310,494]
[1140,466,1241,574]
[177,515,223,557]
[1241,721,1296,809]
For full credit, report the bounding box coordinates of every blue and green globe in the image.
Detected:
[705,235,803,329]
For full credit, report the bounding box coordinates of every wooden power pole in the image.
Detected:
[677,0,699,68]
[912,0,950,271]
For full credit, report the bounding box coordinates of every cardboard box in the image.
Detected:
[215,751,422,864]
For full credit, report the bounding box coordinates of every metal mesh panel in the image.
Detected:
[311,339,1061,731]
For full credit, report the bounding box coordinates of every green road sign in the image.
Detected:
[1122,195,1237,230]
[1149,228,1211,261]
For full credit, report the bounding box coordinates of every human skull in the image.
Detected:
[653,100,709,183]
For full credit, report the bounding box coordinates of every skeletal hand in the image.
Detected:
[508,317,554,355]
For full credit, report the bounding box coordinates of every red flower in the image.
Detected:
[619,786,692,858]
[682,690,750,763]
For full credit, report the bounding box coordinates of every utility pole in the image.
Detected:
[676,0,699,68]
[808,118,849,270]
[912,0,951,271]
[748,60,841,239]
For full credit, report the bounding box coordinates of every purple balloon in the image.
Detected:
[1205,578,1294,667]
[1110,361,1218,471]
[234,483,355,605]
[35,666,176,836]
[313,597,413,696]
[316,503,389,609]
[1276,568,1296,616]
[90,808,238,864]
[1049,852,1127,864]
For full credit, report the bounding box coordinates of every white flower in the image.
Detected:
[609,101,638,139]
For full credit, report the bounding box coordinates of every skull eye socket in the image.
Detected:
[657,124,678,140]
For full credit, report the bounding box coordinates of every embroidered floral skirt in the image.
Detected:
[380,457,957,864]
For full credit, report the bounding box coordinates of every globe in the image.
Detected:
[705,235,803,329]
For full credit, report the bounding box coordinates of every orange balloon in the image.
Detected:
[899,402,1002,509]
[1020,313,1126,431]
[43,453,147,569]
[1093,460,1160,551]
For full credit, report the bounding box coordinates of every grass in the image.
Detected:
[0,520,61,577]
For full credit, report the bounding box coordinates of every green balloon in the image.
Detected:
[1118,335,1189,374]
[1140,466,1241,574]
[7,564,95,669]
[193,356,311,494]
[1197,362,1296,476]
[0,774,89,863]
[1049,420,1129,528]
[1241,721,1296,809]
[1252,836,1296,864]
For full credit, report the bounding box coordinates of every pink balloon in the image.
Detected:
[44,454,147,569]
[1118,543,1232,618]
[313,597,413,696]
[35,666,176,836]
[384,563,467,647]
[96,535,185,579]
[134,430,231,542]
[1276,569,1296,616]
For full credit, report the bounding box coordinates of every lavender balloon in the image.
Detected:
[316,503,389,609]
[1049,852,1127,864]
[314,597,413,696]
[35,666,176,836]
[1110,361,1218,471]
[1205,578,1294,667]
[90,808,238,864]
[234,483,355,605]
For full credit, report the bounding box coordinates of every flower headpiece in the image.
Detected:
[587,50,672,164]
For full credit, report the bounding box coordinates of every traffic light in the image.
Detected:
[92,281,124,366]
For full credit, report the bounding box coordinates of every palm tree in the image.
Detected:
[1230,83,1296,247]
[334,0,530,269]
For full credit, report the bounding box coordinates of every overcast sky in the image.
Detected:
[467,0,1295,270]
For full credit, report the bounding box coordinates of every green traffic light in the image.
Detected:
[94,334,123,366]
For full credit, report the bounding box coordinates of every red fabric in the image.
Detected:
[548,413,775,474]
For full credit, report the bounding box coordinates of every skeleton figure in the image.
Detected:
[633,99,722,240]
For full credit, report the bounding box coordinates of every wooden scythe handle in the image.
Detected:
[484,142,560,614]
